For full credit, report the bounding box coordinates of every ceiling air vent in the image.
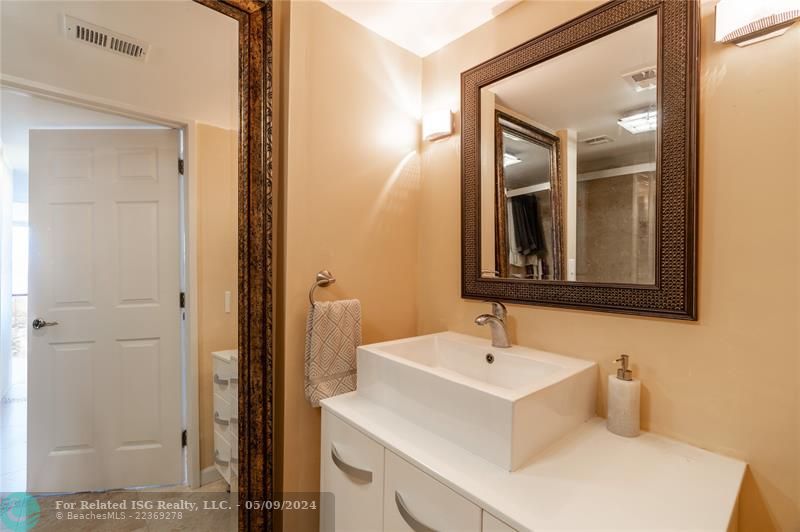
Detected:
[64,15,150,62]
[582,135,614,146]
[622,66,657,92]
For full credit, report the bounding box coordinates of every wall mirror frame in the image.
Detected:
[194,0,274,529]
[461,0,699,320]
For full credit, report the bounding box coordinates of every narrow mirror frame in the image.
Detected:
[193,0,274,529]
[494,110,564,280]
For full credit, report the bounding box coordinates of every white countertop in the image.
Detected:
[322,392,745,531]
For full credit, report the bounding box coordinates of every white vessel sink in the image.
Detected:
[357,332,597,471]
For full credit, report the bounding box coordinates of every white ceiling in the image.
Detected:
[1,88,159,177]
[321,0,520,57]
[486,15,658,170]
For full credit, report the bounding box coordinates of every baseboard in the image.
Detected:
[201,465,223,486]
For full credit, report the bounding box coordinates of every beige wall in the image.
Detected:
[418,1,800,530]
[197,123,239,470]
[278,1,422,528]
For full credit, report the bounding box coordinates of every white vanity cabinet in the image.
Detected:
[321,409,502,532]
[321,391,746,532]
[212,349,238,486]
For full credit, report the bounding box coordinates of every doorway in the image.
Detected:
[0,88,189,493]
[0,147,30,493]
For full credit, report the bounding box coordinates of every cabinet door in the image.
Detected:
[321,410,385,532]
[384,450,481,531]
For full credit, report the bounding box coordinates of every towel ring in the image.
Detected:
[309,270,336,307]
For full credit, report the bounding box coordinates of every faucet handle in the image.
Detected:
[485,301,507,320]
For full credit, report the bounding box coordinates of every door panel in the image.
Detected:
[51,203,95,305]
[117,201,160,303]
[118,338,161,445]
[28,129,181,493]
[51,342,95,451]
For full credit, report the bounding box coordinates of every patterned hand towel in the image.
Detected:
[304,299,361,407]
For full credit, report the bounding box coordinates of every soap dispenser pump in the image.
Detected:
[616,354,632,381]
[607,354,641,437]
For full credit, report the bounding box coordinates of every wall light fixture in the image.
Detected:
[716,0,800,46]
[422,109,453,141]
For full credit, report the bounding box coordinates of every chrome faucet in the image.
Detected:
[474,301,511,348]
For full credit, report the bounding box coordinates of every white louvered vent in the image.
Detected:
[621,66,657,92]
[64,15,150,62]
[582,135,614,146]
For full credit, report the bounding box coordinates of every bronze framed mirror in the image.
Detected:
[194,1,275,529]
[462,0,698,319]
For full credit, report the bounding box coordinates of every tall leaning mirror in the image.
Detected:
[0,1,273,530]
[463,0,698,319]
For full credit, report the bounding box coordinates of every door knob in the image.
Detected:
[32,318,58,330]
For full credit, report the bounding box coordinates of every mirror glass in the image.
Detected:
[1,2,240,528]
[480,15,658,284]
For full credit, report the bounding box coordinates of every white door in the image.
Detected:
[27,129,182,493]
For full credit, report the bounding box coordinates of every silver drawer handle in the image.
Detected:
[330,443,372,483]
[214,411,229,426]
[214,450,229,467]
[395,492,438,532]
[213,374,229,386]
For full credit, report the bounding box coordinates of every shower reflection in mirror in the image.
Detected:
[480,14,658,285]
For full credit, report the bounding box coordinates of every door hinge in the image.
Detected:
[181,429,187,447]
[178,158,184,174]
[179,292,186,308]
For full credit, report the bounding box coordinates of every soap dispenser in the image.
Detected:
[607,354,641,437]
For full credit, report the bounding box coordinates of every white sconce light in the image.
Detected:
[422,109,453,141]
[716,0,800,46]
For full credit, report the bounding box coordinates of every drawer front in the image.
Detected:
[321,410,384,532]
[213,357,232,397]
[213,392,233,440]
[229,364,239,439]
[384,450,481,532]
[483,511,518,532]
[229,393,238,476]
[214,430,231,484]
